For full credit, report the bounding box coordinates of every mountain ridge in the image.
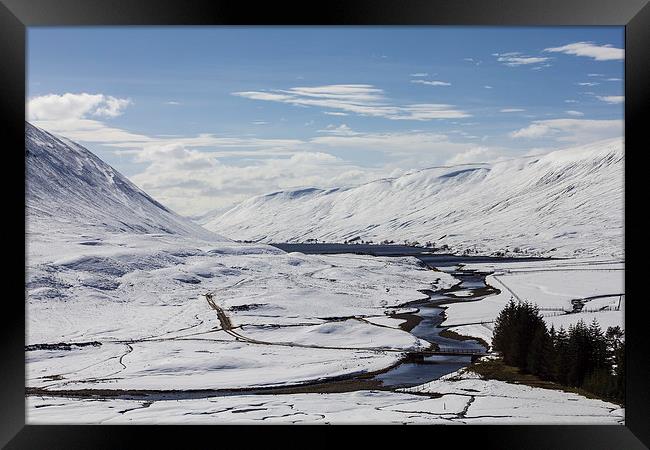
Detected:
[205,138,624,258]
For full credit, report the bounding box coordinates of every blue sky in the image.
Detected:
[27,27,624,216]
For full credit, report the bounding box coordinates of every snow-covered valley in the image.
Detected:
[25,123,624,424]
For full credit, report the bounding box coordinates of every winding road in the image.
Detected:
[203,292,484,357]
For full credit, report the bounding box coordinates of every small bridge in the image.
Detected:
[429,349,485,356]
[417,348,487,359]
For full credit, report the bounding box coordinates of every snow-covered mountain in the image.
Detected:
[26,122,222,241]
[206,139,624,258]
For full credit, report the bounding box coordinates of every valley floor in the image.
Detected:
[26,235,624,424]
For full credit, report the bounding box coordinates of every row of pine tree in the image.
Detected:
[492,300,625,404]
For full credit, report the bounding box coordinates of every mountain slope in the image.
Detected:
[206,139,624,258]
[26,122,222,241]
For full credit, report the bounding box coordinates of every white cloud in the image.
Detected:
[577,82,599,86]
[95,97,131,118]
[410,79,451,86]
[596,95,624,104]
[500,108,525,113]
[130,149,378,216]
[165,101,181,105]
[484,85,493,89]
[510,123,551,138]
[544,42,624,61]
[445,147,494,165]
[317,124,358,136]
[565,110,584,116]
[493,52,550,67]
[27,93,150,148]
[509,118,622,144]
[233,84,470,121]
[233,91,294,102]
[587,73,604,77]
[410,72,429,77]
[126,125,513,215]
[606,78,622,81]
[565,100,579,103]
[309,129,492,164]
[323,111,348,116]
[28,93,131,121]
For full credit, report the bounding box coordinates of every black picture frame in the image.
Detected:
[2,0,648,448]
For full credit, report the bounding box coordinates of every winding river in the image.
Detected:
[273,243,547,390]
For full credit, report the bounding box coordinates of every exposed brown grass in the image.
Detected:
[468,357,622,406]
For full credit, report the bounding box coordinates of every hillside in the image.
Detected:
[26,122,221,241]
[206,139,624,258]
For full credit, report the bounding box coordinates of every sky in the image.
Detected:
[27,27,624,217]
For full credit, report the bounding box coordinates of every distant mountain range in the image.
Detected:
[205,139,624,258]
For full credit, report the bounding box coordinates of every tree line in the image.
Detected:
[492,299,625,404]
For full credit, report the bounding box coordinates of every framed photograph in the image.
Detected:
[2,0,648,447]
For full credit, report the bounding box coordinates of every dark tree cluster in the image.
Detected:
[492,299,625,403]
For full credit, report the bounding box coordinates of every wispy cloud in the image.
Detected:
[596,95,624,104]
[493,52,550,67]
[500,108,525,113]
[509,118,622,144]
[565,110,584,116]
[484,85,493,89]
[317,124,359,136]
[410,79,451,87]
[165,101,181,105]
[577,82,599,86]
[311,128,486,158]
[544,42,624,61]
[410,72,429,77]
[233,84,470,121]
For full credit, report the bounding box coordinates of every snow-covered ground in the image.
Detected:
[443,258,624,347]
[206,138,623,259]
[27,365,623,424]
